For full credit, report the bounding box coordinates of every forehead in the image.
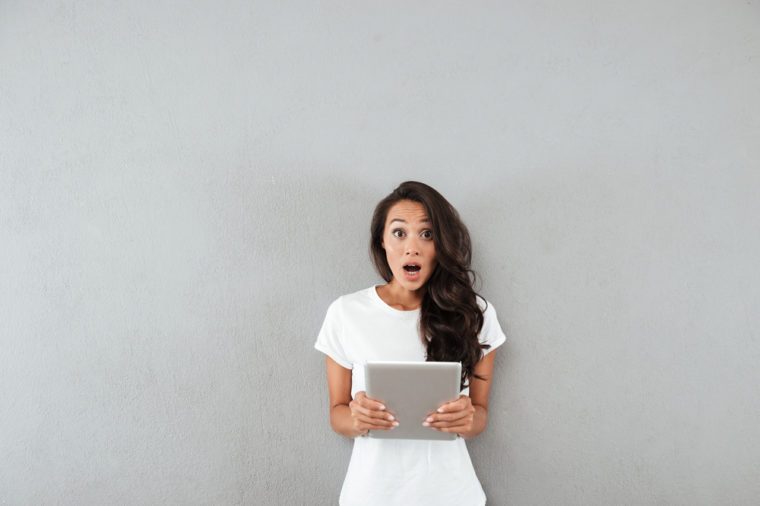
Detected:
[385,200,429,225]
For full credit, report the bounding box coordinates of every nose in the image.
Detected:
[405,238,421,256]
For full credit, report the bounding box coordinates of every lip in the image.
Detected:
[403,269,421,281]
[401,263,423,281]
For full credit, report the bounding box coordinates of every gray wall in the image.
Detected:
[2,1,759,505]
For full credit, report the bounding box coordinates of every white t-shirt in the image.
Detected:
[314,285,507,506]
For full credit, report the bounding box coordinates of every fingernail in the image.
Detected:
[392,421,399,427]
[379,404,386,410]
[425,417,433,422]
[387,415,395,421]
[437,408,444,413]
[422,422,430,427]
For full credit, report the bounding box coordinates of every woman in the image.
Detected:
[314,181,507,505]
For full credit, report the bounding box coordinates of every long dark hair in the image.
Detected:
[369,181,490,390]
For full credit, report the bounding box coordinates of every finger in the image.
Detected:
[425,423,469,434]
[426,409,471,423]
[351,392,387,417]
[428,416,471,428]
[427,399,473,421]
[356,414,398,430]
[356,391,387,412]
[435,425,469,434]
[426,412,471,428]
[431,400,471,421]
[350,400,396,421]
[441,395,470,411]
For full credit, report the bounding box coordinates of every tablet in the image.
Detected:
[364,361,461,441]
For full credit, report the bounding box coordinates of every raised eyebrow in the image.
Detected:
[389,218,431,225]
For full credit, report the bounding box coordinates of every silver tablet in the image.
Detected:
[364,361,461,441]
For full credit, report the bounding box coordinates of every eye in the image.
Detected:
[392,228,405,238]
[421,229,433,240]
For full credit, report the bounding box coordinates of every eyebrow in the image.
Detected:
[389,218,430,224]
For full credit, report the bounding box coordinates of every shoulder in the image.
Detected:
[474,293,508,350]
[341,286,374,304]
[475,294,505,327]
[324,286,376,317]
[475,294,493,314]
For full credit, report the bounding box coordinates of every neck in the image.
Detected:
[383,280,424,310]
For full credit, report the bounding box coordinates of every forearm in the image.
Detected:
[330,404,365,438]
[459,405,488,440]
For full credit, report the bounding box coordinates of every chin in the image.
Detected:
[398,278,428,291]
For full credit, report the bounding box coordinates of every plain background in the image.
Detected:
[2,1,759,505]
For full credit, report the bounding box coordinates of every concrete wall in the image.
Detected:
[2,1,759,504]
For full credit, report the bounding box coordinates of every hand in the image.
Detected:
[422,394,475,436]
[349,391,399,436]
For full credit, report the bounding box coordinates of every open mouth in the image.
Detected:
[403,264,421,273]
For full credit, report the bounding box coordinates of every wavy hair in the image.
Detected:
[369,181,490,390]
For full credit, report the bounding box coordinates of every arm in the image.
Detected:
[325,356,365,438]
[324,356,396,438]
[459,350,497,439]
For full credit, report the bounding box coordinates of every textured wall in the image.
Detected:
[2,1,759,505]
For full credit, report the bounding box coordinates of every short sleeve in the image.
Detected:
[478,298,507,357]
[314,297,353,369]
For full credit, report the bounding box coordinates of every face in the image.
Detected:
[381,200,437,291]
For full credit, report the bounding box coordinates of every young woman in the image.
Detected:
[314,181,507,505]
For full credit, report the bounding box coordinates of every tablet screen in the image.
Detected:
[365,361,461,441]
